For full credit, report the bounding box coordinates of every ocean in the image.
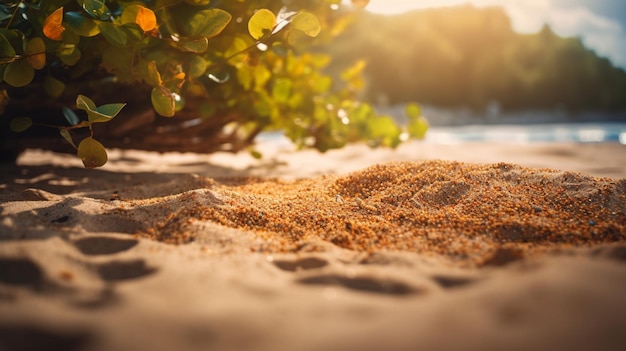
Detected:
[425,122,626,144]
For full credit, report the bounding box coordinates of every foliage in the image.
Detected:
[327,5,626,112]
[0,0,427,167]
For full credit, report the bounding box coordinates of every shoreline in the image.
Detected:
[12,140,626,179]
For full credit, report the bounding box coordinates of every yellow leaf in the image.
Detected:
[77,137,108,168]
[122,5,157,32]
[145,60,162,87]
[291,12,321,37]
[43,7,65,41]
[151,86,176,117]
[248,9,276,40]
[136,6,157,32]
[25,37,46,70]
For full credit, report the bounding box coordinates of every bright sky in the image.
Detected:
[359,0,626,69]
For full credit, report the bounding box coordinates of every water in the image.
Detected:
[424,122,626,144]
[258,122,626,145]
[373,105,626,144]
[256,122,626,147]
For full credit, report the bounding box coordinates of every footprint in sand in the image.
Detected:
[275,253,487,295]
[357,251,484,290]
[297,273,418,296]
[0,233,157,310]
[272,257,330,272]
[72,235,139,256]
[271,255,419,296]
[591,245,626,262]
[67,234,157,282]
[0,258,45,291]
[430,274,482,289]
[92,259,157,282]
[0,325,93,351]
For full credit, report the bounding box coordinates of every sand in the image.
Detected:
[1,140,625,351]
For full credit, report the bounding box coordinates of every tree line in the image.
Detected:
[324,5,626,112]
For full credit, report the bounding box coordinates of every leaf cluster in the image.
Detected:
[1,0,426,167]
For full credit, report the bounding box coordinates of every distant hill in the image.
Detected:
[323,5,626,113]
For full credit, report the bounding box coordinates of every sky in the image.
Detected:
[359,0,626,70]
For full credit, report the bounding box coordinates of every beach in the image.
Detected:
[1,140,625,351]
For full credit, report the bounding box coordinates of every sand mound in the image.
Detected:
[134,161,625,266]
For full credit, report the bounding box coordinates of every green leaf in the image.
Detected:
[57,42,76,56]
[185,0,211,5]
[272,78,292,103]
[44,75,65,98]
[223,35,249,63]
[184,9,231,38]
[76,94,96,111]
[58,46,81,66]
[124,25,147,44]
[155,7,177,37]
[248,9,276,40]
[77,137,108,168]
[63,106,80,125]
[3,60,34,87]
[84,111,113,123]
[25,37,46,70]
[64,11,100,37]
[369,115,402,148]
[405,103,421,119]
[311,75,331,93]
[9,117,32,132]
[0,29,24,51]
[151,86,176,117]
[236,66,253,90]
[187,55,207,79]
[249,149,262,159]
[145,60,162,87]
[404,103,427,139]
[291,12,321,37]
[171,37,208,53]
[60,129,76,149]
[76,94,126,123]
[407,116,429,139]
[253,64,271,88]
[82,0,111,20]
[98,22,128,46]
[57,29,82,65]
[253,91,273,117]
[0,33,17,64]
[94,103,126,121]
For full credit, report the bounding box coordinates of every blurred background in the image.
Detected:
[325,0,626,144]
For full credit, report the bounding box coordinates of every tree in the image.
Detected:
[0,0,428,167]
[326,6,626,113]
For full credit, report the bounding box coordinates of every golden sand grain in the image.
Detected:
[139,161,625,266]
